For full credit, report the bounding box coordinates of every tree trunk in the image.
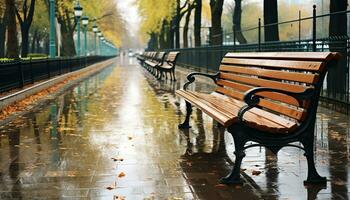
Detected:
[183,4,194,48]
[327,0,348,100]
[263,0,279,42]
[61,31,76,56]
[169,19,175,48]
[148,32,158,50]
[233,0,247,44]
[175,0,181,48]
[0,8,8,58]
[210,0,224,45]
[5,0,19,58]
[159,20,167,49]
[36,35,41,53]
[31,29,38,53]
[194,0,201,47]
[21,27,29,57]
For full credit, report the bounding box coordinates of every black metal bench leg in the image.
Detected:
[302,137,327,185]
[178,101,192,129]
[220,130,246,185]
[172,69,176,81]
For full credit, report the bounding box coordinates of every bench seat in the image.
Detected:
[176,90,297,133]
[145,60,159,67]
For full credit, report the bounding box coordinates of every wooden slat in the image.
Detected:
[219,72,311,93]
[215,87,306,120]
[216,79,307,107]
[225,52,341,62]
[221,58,324,72]
[176,90,297,133]
[220,64,319,83]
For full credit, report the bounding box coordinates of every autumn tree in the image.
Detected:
[138,0,175,49]
[232,0,246,44]
[263,0,279,42]
[209,0,224,45]
[5,0,19,58]
[193,0,201,47]
[327,0,348,99]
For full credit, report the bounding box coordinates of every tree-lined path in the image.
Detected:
[0,56,349,199]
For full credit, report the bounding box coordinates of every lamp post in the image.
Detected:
[100,36,105,56]
[49,0,56,58]
[74,1,83,56]
[92,18,98,55]
[97,31,102,55]
[82,16,89,56]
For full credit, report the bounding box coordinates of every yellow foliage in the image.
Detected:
[137,0,176,40]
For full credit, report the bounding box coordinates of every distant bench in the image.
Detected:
[137,51,180,81]
[176,52,340,185]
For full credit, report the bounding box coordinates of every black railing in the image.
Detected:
[0,56,114,93]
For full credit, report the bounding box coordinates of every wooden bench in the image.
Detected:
[144,52,166,77]
[176,52,340,185]
[157,51,180,81]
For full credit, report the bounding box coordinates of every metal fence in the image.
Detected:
[164,6,350,112]
[0,56,114,93]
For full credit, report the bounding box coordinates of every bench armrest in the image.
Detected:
[238,87,314,122]
[183,72,220,90]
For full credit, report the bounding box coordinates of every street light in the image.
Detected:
[74,0,83,56]
[49,0,56,58]
[82,16,89,56]
[92,18,98,55]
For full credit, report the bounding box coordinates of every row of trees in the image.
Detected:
[1,0,125,58]
[139,0,348,50]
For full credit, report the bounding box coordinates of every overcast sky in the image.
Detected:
[116,0,140,38]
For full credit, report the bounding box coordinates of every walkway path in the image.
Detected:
[0,56,349,199]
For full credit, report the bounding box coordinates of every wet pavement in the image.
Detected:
[0,56,349,199]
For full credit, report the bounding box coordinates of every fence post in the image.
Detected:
[233,25,236,51]
[18,59,24,88]
[258,18,261,52]
[47,57,51,79]
[312,5,317,52]
[30,57,34,84]
[298,10,301,45]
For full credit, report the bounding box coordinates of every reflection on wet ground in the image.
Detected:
[0,56,349,199]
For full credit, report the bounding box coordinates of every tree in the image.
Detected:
[174,0,188,48]
[327,0,348,99]
[183,1,195,48]
[15,0,36,57]
[193,0,201,47]
[209,0,224,45]
[263,0,279,42]
[0,2,8,57]
[138,0,175,48]
[30,0,49,54]
[5,0,19,58]
[232,0,246,44]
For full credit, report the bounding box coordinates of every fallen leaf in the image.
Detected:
[214,184,227,188]
[128,136,133,140]
[118,172,126,178]
[252,170,262,176]
[114,196,125,200]
[106,182,117,190]
[111,157,124,162]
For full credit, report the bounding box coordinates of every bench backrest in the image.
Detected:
[216,52,340,123]
[166,52,180,63]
